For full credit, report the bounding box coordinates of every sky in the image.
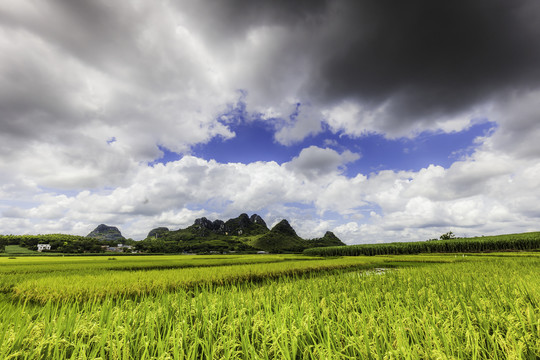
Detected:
[1,0,540,243]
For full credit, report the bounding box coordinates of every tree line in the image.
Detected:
[304,232,540,256]
[0,234,135,254]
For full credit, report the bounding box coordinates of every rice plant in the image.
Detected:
[0,253,538,359]
[11,256,394,303]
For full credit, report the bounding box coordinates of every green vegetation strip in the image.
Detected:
[12,257,405,303]
[2,245,36,255]
[0,255,317,294]
[0,255,538,359]
[0,254,314,275]
[305,231,540,256]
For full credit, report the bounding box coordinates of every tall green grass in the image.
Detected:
[0,255,538,359]
[305,231,540,256]
[11,256,395,303]
[0,254,314,275]
[0,254,318,295]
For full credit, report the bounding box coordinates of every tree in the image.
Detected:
[440,231,456,240]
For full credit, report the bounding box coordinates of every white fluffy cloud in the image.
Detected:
[0,1,236,190]
[2,137,539,242]
[333,143,540,243]
[285,146,360,179]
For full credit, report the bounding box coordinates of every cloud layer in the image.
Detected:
[1,1,540,242]
[2,143,539,242]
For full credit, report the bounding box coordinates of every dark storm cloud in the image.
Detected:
[178,0,330,39]
[189,0,540,127]
[2,0,540,149]
[315,1,540,122]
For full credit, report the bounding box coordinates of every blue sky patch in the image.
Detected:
[186,119,495,177]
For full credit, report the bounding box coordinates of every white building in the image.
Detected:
[107,244,135,253]
[37,244,51,252]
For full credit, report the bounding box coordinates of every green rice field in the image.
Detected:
[0,253,538,359]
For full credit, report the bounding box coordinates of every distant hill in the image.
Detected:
[251,220,306,252]
[139,213,345,253]
[306,231,346,248]
[147,227,169,239]
[1,216,345,254]
[87,224,125,242]
[251,222,346,252]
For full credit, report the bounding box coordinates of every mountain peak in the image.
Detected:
[147,227,170,239]
[271,219,298,237]
[250,214,267,228]
[250,219,304,252]
[223,213,267,235]
[306,231,346,248]
[87,224,125,242]
[141,213,343,253]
